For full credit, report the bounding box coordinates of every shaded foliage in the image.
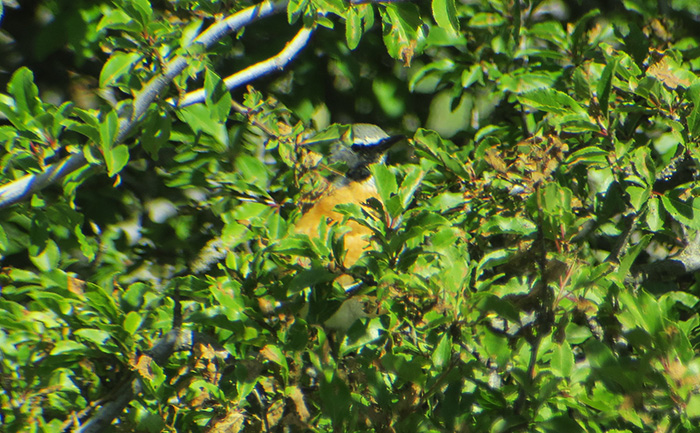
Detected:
[1,0,700,432]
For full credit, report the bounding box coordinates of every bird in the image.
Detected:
[294,123,405,268]
[293,123,404,332]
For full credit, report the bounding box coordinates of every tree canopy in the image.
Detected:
[2,0,700,432]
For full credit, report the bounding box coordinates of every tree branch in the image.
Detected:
[172,26,315,107]
[0,0,290,210]
[74,329,197,433]
[0,153,89,209]
[126,0,289,137]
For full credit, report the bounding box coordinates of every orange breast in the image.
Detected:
[295,181,378,267]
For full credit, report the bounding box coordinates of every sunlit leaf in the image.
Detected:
[99,52,141,88]
[432,0,459,37]
[597,57,618,118]
[8,67,40,117]
[518,88,587,115]
[660,193,700,229]
[345,6,362,50]
[551,341,574,378]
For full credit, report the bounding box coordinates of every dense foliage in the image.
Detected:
[1,0,700,431]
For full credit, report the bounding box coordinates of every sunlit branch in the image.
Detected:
[127,0,289,138]
[172,26,315,108]
[0,153,89,210]
[0,0,289,210]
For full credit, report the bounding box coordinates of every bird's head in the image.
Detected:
[332,123,404,183]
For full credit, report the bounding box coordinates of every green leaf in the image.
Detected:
[584,339,614,369]
[402,211,447,239]
[540,183,574,223]
[104,145,130,177]
[687,393,700,418]
[210,282,246,321]
[84,283,120,321]
[261,344,289,376]
[381,351,427,386]
[538,415,586,433]
[339,316,385,356]
[518,88,587,115]
[204,69,232,123]
[289,269,337,292]
[552,113,600,134]
[645,196,663,232]
[482,330,511,367]
[432,333,452,369]
[123,0,153,27]
[686,81,700,138]
[372,163,397,205]
[551,341,574,378]
[467,12,505,28]
[235,155,269,190]
[597,58,618,118]
[51,101,73,138]
[631,146,654,186]
[345,6,362,50]
[99,52,141,88]
[319,373,352,424]
[74,329,111,345]
[481,215,536,235]
[97,7,141,32]
[461,63,484,89]
[180,19,203,47]
[500,70,561,93]
[177,104,229,149]
[75,225,97,262]
[617,233,651,282]
[8,67,41,117]
[619,290,663,335]
[64,108,100,143]
[121,283,149,311]
[29,239,60,272]
[358,3,374,32]
[50,340,88,356]
[408,58,455,92]
[372,79,404,118]
[432,0,459,37]
[565,146,609,167]
[288,0,309,24]
[99,110,119,153]
[660,193,700,229]
[123,311,142,335]
[141,111,171,159]
[398,166,424,210]
[380,3,423,64]
[0,224,7,253]
[148,361,166,395]
[626,185,649,212]
[570,9,599,56]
